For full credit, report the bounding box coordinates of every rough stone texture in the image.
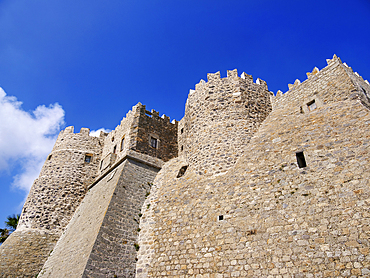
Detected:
[0,230,58,278]
[3,54,370,278]
[180,69,272,176]
[39,157,159,278]
[83,159,159,278]
[0,126,104,277]
[136,55,370,277]
[100,103,177,176]
[18,126,104,232]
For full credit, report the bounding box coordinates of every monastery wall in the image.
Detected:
[180,69,272,176]
[39,158,160,277]
[18,126,104,232]
[0,126,104,278]
[136,57,370,277]
[100,103,177,175]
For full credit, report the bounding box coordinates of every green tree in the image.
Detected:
[0,228,10,243]
[0,214,20,244]
[5,214,20,232]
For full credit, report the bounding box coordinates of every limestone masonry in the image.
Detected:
[1,55,370,277]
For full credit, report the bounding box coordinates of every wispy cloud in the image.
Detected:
[0,88,65,192]
[90,128,110,137]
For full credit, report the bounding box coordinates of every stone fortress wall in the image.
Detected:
[136,55,370,277]
[99,102,177,176]
[0,126,104,277]
[18,126,104,232]
[179,69,272,176]
[2,54,370,278]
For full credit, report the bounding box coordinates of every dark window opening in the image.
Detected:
[296,152,307,168]
[307,100,317,111]
[181,128,184,134]
[177,165,188,178]
[100,160,103,170]
[85,155,92,163]
[218,215,224,221]
[111,136,114,142]
[48,155,52,160]
[113,145,117,154]
[181,145,183,151]
[150,137,158,148]
[120,137,125,151]
[300,106,303,114]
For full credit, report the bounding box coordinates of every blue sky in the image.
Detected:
[0,0,369,228]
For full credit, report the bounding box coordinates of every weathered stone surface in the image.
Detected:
[179,69,272,176]
[0,230,58,278]
[136,55,370,277]
[3,54,370,278]
[39,158,159,277]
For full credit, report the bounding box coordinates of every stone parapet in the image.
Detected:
[180,69,272,176]
[18,126,104,233]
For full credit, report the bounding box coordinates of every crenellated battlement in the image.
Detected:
[187,69,271,110]
[272,54,370,112]
[181,68,272,176]
[5,54,370,278]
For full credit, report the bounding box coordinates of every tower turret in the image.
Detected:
[179,69,272,176]
[18,126,104,231]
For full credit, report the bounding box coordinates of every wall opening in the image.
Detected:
[120,137,125,151]
[296,151,307,168]
[218,215,224,221]
[113,145,117,154]
[307,100,317,111]
[177,165,188,178]
[48,155,52,160]
[150,137,158,148]
[85,154,92,163]
[181,128,184,134]
[181,145,183,151]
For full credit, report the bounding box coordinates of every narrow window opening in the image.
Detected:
[85,154,92,163]
[150,137,158,148]
[218,215,224,221]
[307,100,317,111]
[181,145,183,151]
[177,165,188,178]
[300,106,303,114]
[113,145,117,154]
[111,136,114,142]
[296,152,307,168]
[100,160,103,170]
[48,155,52,160]
[181,128,184,134]
[120,137,125,151]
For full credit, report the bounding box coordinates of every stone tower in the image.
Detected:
[0,127,104,277]
[178,69,272,176]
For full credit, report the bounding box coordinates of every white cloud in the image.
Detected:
[90,128,110,137]
[0,88,65,192]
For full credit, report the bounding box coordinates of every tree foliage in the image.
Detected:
[0,214,20,244]
[5,214,20,232]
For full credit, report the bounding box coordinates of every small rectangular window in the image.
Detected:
[296,151,307,168]
[85,155,92,163]
[218,215,224,221]
[307,100,317,111]
[113,145,117,154]
[181,128,184,134]
[150,137,158,148]
[120,137,125,151]
[48,155,52,160]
